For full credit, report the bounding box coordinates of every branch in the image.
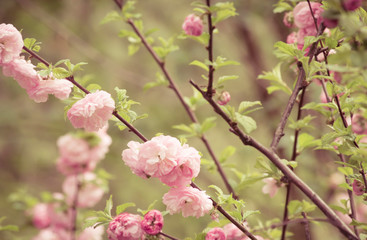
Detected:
[159,232,180,240]
[70,174,81,240]
[190,79,358,240]
[205,0,215,98]
[270,62,306,151]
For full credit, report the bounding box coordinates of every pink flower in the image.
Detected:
[162,186,213,218]
[122,141,148,178]
[67,90,115,132]
[286,32,297,44]
[32,228,70,240]
[159,144,201,187]
[293,2,324,29]
[138,135,181,178]
[351,114,367,135]
[27,78,73,103]
[78,226,104,240]
[206,227,226,240]
[182,14,203,36]
[262,178,282,198]
[62,173,105,208]
[2,57,41,90]
[342,0,362,11]
[107,213,144,240]
[296,27,317,46]
[0,23,23,65]
[323,18,339,29]
[31,203,52,229]
[141,210,164,235]
[48,204,72,230]
[353,179,365,196]
[217,91,231,106]
[223,223,246,240]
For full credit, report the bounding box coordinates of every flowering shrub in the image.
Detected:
[1,0,367,240]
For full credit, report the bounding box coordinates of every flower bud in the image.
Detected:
[342,0,362,11]
[182,14,203,36]
[217,91,231,106]
[141,210,164,235]
[353,179,365,196]
[206,227,226,240]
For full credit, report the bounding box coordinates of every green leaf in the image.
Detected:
[217,75,239,85]
[52,67,70,79]
[100,10,122,25]
[337,166,354,176]
[235,112,257,133]
[219,146,236,163]
[190,60,209,72]
[238,101,262,114]
[116,202,136,215]
[0,225,19,232]
[200,117,217,134]
[213,56,240,69]
[128,43,141,56]
[23,38,41,52]
[104,195,113,217]
[273,0,293,13]
[297,133,321,152]
[258,63,292,95]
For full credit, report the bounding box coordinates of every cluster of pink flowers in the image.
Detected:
[30,199,104,240]
[0,23,74,103]
[122,135,213,218]
[205,223,266,240]
[107,210,164,240]
[284,2,324,51]
[67,90,115,132]
[182,14,203,36]
[57,126,112,175]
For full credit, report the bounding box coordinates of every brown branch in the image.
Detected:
[270,62,306,151]
[205,0,215,98]
[302,212,311,240]
[70,174,81,240]
[190,79,358,240]
[159,232,179,240]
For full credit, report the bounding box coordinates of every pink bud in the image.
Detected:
[342,0,362,11]
[210,211,219,222]
[217,91,231,106]
[141,210,164,235]
[182,14,203,36]
[353,180,365,196]
[323,18,339,29]
[206,227,226,240]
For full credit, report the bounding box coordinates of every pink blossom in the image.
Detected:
[78,226,104,240]
[296,27,317,46]
[56,134,98,175]
[31,203,52,229]
[323,18,339,29]
[162,186,213,218]
[342,0,362,11]
[122,141,147,178]
[351,114,367,135]
[353,179,365,196]
[223,223,246,240]
[32,228,70,240]
[182,14,203,36]
[67,90,115,132]
[141,210,164,235]
[262,178,281,198]
[0,23,23,65]
[138,135,181,178]
[107,213,144,240]
[2,57,41,90]
[62,173,105,208]
[283,12,294,28]
[286,32,297,44]
[48,204,72,230]
[206,227,226,240]
[27,78,73,103]
[217,91,231,106]
[293,2,324,29]
[159,144,201,187]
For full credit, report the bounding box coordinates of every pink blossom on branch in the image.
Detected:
[262,178,282,198]
[67,90,115,132]
[293,2,324,29]
[182,14,203,36]
[0,23,23,65]
[27,78,73,103]
[141,210,164,235]
[31,203,52,229]
[206,227,226,240]
[223,223,247,240]
[107,213,144,240]
[162,186,213,218]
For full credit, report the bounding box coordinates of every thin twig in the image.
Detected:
[302,212,312,240]
[159,231,180,240]
[205,0,215,98]
[190,79,358,240]
[70,174,81,240]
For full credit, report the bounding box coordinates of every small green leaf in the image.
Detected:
[104,195,113,217]
[219,146,236,163]
[238,101,262,114]
[200,117,217,134]
[100,10,122,25]
[235,113,257,133]
[337,167,354,176]
[190,60,209,72]
[116,202,136,215]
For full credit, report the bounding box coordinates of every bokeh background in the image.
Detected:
[0,0,360,239]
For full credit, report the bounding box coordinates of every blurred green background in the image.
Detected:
[0,0,360,239]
